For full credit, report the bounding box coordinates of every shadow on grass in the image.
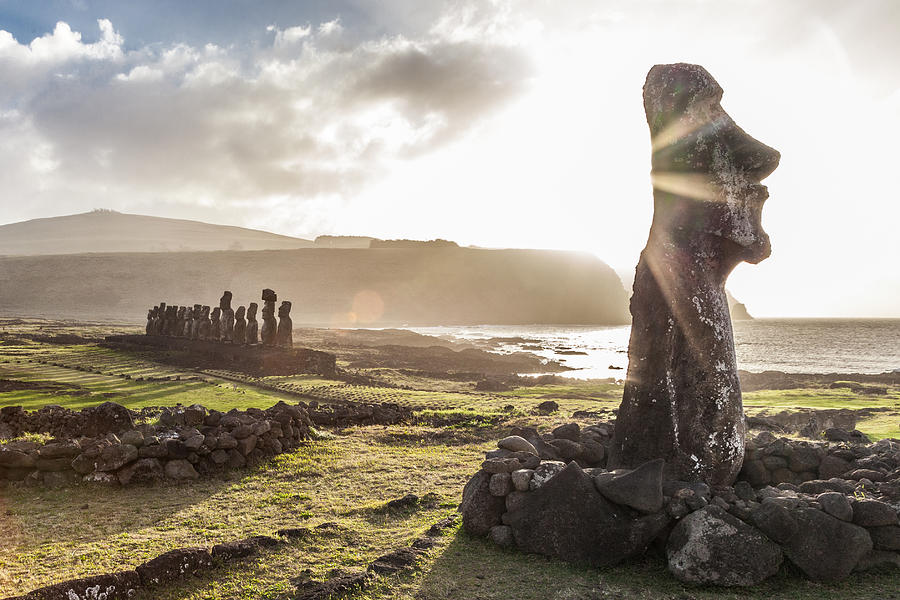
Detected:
[413,531,900,600]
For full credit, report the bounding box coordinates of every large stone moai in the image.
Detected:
[145,307,155,335]
[220,291,235,343]
[246,302,259,345]
[175,306,186,337]
[165,305,178,336]
[260,289,278,347]
[155,302,166,335]
[233,306,247,345]
[210,307,221,341]
[608,64,780,486]
[276,301,293,349]
[198,306,212,340]
[189,304,202,339]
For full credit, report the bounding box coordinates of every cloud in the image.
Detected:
[0,12,532,226]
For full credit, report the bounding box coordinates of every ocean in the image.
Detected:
[410,319,900,379]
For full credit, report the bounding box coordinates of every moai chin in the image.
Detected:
[210,307,222,341]
[276,301,293,349]
[260,289,278,347]
[608,64,780,486]
[233,305,247,345]
[246,302,259,345]
[220,291,235,343]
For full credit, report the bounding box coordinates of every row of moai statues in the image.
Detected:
[145,289,293,348]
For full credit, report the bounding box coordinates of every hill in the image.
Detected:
[0,247,630,326]
[617,268,753,320]
[0,210,314,255]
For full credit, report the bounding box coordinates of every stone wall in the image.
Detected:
[0,401,312,487]
[462,424,900,585]
[102,334,336,377]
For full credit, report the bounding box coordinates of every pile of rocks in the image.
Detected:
[462,426,900,586]
[0,401,312,488]
[740,430,900,498]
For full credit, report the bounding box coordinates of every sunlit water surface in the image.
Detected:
[409,319,900,379]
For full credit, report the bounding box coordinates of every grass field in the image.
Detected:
[1,329,899,599]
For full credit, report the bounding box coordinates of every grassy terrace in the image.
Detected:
[1,333,899,599]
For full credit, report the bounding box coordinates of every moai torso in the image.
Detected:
[220,291,235,342]
[188,305,202,339]
[246,302,259,345]
[260,289,278,347]
[233,306,247,345]
[175,307,186,337]
[276,301,293,349]
[608,64,780,486]
[165,305,177,336]
[146,308,155,335]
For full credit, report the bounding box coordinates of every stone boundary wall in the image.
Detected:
[4,514,458,600]
[102,334,337,377]
[0,401,312,487]
[462,424,900,586]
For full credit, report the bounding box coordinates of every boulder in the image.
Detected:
[37,441,81,459]
[489,473,513,497]
[505,462,669,567]
[81,402,134,436]
[529,461,566,490]
[165,459,199,480]
[117,458,164,485]
[852,499,899,527]
[782,508,873,581]
[498,436,538,455]
[23,570,140,600]
[461,471,506,536]
[0,450,35,469]
[667,505,782,586]
[136,548,212,585]
[95,444,138,472]
[510,469,533,492]
[749,502,798,544]
[551,423,580,442]
[818,455,851,479]
[547,439,583,461]
[595,458,664,513]
[817,492,853,522]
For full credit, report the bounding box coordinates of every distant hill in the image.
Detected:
[0,247,631,326]
[314,235,376,248]
[0,210,314,255]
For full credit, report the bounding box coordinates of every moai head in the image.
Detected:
[201,305,210,319]
[176,306,186,320]
[193,304,202,318]
[220,291,232,311]
[278,301,292,318]
[211,307,221,320]
[235,305,246,320]
[262,288,277,303]
[247,302,258,320]
[643,63,780,266]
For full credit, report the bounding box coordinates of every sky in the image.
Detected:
[0,0,898,318]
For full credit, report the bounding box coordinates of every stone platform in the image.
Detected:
[103,335,336,377]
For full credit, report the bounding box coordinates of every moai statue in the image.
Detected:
[153,302,166,335]
[260,289,278,347]
[190,304,203,340]
[165,305,178,336]
[220,291,235,342]
[233,305,247,345]
[210,307,221,341]
[276,301,293,348]
[608,64,780,486]
[175,306,186,337]
[145,307,155,335]
[198,306,212,340]
[246,302,259,345]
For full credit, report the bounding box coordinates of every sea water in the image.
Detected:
[410,319,900,379]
